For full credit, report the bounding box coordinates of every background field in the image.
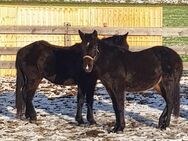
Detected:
[163,5,188,61]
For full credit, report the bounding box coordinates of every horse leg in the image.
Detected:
[86,79,97,125]
[112,89,125,133]
[15,59,28,119]
[23,78,41,121]
[103,81,125,133]
[16,70,26,119]
[158,77,174,129]
[75,86,85,124]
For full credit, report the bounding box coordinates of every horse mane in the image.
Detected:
[98,39,129,53]
[101,35,129,50]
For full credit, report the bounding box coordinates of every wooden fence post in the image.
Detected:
[103,23,108,38]
[64,22,71,46]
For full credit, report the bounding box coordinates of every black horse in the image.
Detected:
[101,32,129,50]
[80,30,183,132]
[15,31,129,124]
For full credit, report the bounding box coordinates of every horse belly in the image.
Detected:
[125,76,162,92]
[62,79,77,85]
[45,74,77,85]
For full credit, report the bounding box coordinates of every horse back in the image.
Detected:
[16,40,84,84]
[122,46,182,91]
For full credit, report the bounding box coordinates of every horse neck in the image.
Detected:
[64,43,82,49]
[95,41,113,64]
[97,40,133,68]
[98,40,128,56]
[101,38,129,49]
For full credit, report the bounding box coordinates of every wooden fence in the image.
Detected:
[0,25,188,75]
[0,5,187,76]
[0,5,163,48]
[0,5,164,76]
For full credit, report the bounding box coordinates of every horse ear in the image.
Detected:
[122,32,129,44]
[124,32,129,39]
[93,30,98,38]
[123,32,129,48]
[78,30,85,41]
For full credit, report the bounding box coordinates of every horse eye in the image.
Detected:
[96,46,99,54]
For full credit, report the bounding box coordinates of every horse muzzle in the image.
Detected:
[83,55,94,73]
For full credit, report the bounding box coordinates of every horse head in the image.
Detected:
[79,30,99,73]
[102,32,129,49]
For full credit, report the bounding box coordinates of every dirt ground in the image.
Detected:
[0,74,188,141]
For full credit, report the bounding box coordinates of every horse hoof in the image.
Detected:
[29,119,37,124]
[77,123,86,127]
[89,120,97,125]
[160,127,166,130]
[76,116,85,124]
[77,120,85,125]
[25,111,37,121]
[109,126,124,133]
[116,130,123,134]
[113,129,124,133]
[89,123,98,128]
[158,124,167,130]
[16,111,25,119]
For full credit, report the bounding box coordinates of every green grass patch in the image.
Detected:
[180,55,188,62]
[163,37,188,46]
[163,6,188,27]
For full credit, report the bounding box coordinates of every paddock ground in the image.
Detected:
[0,74,188,141]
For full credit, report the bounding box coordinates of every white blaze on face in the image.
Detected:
[86,64,89,70]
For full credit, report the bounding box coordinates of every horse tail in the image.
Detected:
[153,46,182,118]
[173,59,183,118]
[15,50,26,118]
[173,82,180,118]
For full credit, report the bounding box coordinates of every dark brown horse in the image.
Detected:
[80,30,183,133]
[15,31,129,124]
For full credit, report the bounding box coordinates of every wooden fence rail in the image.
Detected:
[0,26,188,70]
[0,26,188,37]
[1,46,188,55]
